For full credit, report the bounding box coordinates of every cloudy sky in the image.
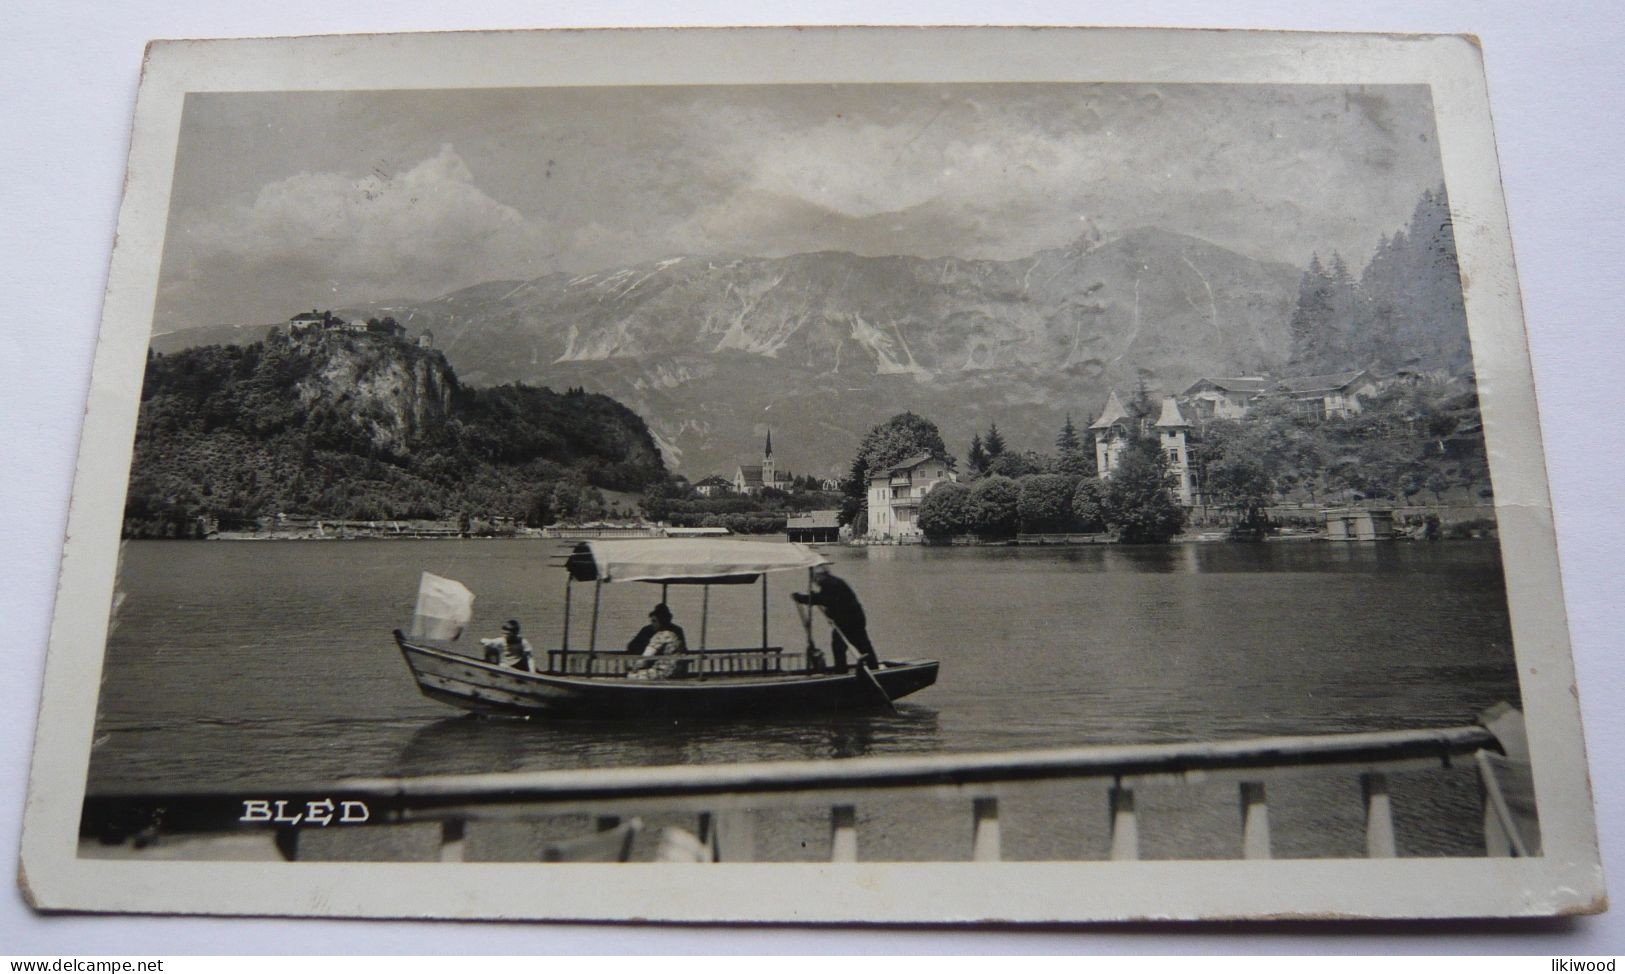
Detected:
[154,83,1446,330]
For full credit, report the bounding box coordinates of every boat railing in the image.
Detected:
[546,648,804,677]
[79,704,1537,864]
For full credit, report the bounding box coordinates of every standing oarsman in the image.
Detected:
[792,565,881,671]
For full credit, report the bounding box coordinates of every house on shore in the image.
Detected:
[693,475,732,498]
[786,510,841,544]
[1091,392,1194,506]
[1178,369,1382,422]
[866,455,955,541]
[1272,370,1380,420]
[1180,376,1272,421]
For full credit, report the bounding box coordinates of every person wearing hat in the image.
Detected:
[481,618,534,671]
[792,564,881,672]
[627,603,688,679]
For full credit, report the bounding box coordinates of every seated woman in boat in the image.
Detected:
[626,603,689,680]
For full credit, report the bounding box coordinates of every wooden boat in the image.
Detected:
[394,538,939,718]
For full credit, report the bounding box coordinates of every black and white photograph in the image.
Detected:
[16,26,1604,924]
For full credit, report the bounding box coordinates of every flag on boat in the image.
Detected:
[411,572,475,640]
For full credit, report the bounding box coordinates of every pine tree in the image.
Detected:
[967,433,989,475]
[984,422,1006,458]
[1056,414,1081,454]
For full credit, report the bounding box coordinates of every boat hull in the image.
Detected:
[394,632,938,718]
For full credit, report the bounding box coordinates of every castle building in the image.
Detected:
[733,429,791,495]
[1090,391,1194,506]
[1090,390,1134,478]
[1154,396,1194,506]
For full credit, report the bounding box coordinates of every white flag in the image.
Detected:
[410,572,475,640]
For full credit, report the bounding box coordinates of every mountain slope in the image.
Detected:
[327,229,1300,475]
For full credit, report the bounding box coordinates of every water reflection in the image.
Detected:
[398,706,942,777]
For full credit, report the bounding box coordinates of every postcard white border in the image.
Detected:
[18,25,1604,922]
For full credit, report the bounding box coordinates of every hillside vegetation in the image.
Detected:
[124,331,666,536]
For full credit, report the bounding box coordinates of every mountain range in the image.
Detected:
[149,227,1451,479]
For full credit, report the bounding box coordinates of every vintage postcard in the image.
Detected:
[19,26,1604,922]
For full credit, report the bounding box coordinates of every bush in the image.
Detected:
[918,482,973,538]
[1017,474,1077,533]
[968,476,1021,538]
[1071,478,1107,532]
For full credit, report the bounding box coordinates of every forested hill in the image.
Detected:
[123,330,667,536]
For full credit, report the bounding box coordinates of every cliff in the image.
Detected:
[123,330,666,535]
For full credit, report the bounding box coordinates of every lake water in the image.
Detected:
[86,538,1523,860]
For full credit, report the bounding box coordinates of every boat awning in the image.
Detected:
[564,539,830,584]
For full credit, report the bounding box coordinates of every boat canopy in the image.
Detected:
[565,539,830,585]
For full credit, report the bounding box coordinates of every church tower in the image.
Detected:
[762,428,776,488]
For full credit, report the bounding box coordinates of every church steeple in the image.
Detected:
[762,427,775,487]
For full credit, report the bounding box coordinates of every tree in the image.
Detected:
[1103,440,1185,543]
[967,433,989,476]
[1205,453,1275,536]
[1055,413,1092,477]
[967,475,1021,538]
[1056,414,1082,454]
[918,482,973,539]
[1017,474,1076,533]
[987,450,1050,479]
[1071,478,1107,532]
[524,489,554,527]
[984,422,1006,459]
[1129,377,1156,423]
[1054,448,1095,478]
[839,412,951,525]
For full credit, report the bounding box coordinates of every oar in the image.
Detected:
[854,658,897,713]
[837,628,896,713]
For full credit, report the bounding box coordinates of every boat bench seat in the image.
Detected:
[546,647,799,677]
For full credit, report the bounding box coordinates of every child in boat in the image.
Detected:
[480,619,535,671]
[627,603,688,679]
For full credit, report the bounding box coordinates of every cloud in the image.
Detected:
[159,145,555,325]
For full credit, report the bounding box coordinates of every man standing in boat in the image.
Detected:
[793,565,881,672]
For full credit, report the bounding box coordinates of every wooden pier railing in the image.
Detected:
[80,704,1537,863]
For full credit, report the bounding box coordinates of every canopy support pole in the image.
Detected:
[761,574,769,650]
[803,568,816,648]
[700,584,710,651]
[561,577,572,662]
[588,579,601,663]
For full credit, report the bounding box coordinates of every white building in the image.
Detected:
[1090,390,1134,478]
[1154,397,1194,506]
[1179,376,1271,421]
[1271,370,1381,420]
[693,475,732,498]
[1091,391,1194,506]
[865,455,955,541]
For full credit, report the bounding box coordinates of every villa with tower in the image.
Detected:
[1090,391,1194,506]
